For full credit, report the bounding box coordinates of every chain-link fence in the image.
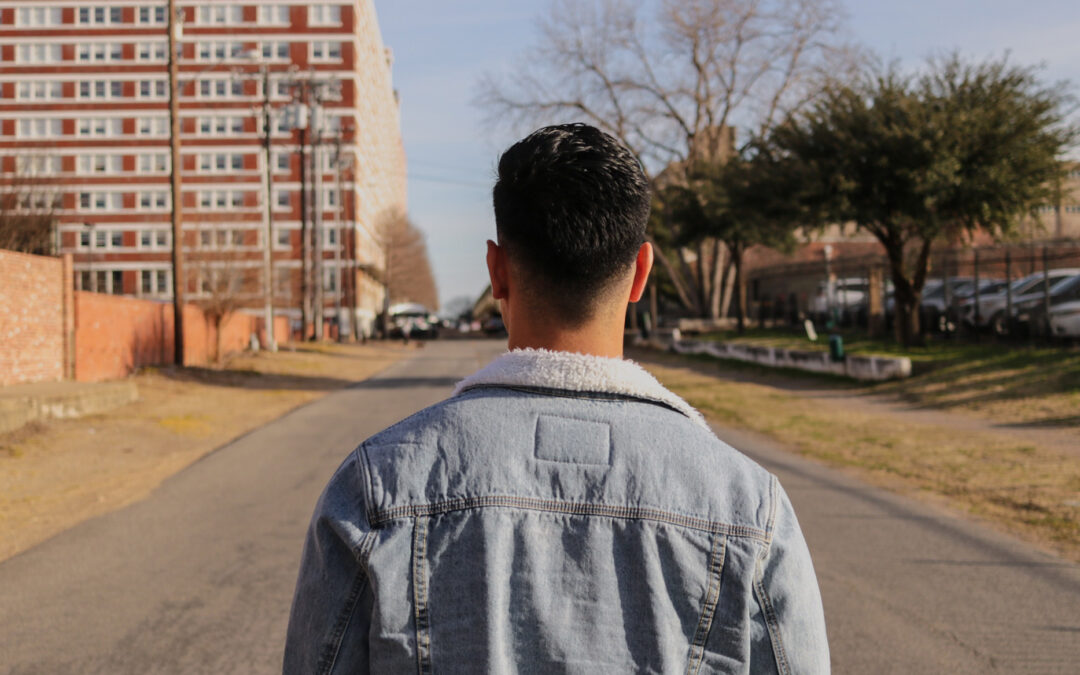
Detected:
[745,239,1080,343]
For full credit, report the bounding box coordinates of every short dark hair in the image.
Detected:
[493,123,651,321]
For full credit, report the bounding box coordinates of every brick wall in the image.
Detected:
[3,250,292,385]
[0,250,69,386]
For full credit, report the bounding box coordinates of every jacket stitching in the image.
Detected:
[686,533,727,675]
[316,567,369,675]
[371,495,770,542]
[458,383,693,419]
[754,557,791,675]
[412,516,433,675]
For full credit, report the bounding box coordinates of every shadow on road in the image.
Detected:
[157,366,359,392]
[350,376,461,390]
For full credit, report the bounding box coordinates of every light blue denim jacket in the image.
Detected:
[285,349,829,674]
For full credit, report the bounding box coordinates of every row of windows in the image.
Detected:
[75,269,170,297]
[10,40,344,64]
[77,228,171,250]
[12,113,348,139]
[8,4,343,28]
[6,76,344,103]
[79,191,171,211]
[11,151,344,176]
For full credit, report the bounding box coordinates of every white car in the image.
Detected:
[1048,276,1080,338]
[956,269,1080,334]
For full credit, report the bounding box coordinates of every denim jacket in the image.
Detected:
[285,349,829,674]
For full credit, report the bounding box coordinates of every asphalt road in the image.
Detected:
[1,340,1077,673]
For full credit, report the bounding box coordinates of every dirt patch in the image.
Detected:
[632,349,1080,563]
[0,342,411,562]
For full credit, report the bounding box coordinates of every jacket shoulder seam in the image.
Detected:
[370,494,770,542]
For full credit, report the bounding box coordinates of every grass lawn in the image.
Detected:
[695,328,1080,429]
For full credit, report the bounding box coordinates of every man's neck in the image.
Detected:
[506,321,625,359]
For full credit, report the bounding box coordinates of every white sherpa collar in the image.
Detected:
[453,348,709,430]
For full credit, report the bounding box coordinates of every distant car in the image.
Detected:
[1049,282,1080,338]
[482,316,507,337]
[1020,273,1080,337]
[1011,271,1080,336]
[955,269,1080,335]
[388,302,439,340]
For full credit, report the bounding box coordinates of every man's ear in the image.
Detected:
[628,242,653,303]
[486,240,509,300]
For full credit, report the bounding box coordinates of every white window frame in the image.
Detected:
[308,4,342,26]
[137,6,167,25]
[137,42,167,62]
[17,6,62,27]
[258,4,290,25]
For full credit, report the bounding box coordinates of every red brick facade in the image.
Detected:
[0,249,68,385]
[2,250,289,385]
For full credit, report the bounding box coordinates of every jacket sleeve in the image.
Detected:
[284,449,375,675]
[750,476,830,674]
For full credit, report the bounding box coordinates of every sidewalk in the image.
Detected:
[0,380,138,434]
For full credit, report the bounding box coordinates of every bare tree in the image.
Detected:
[0,154,62,255]
[478,0,856,318]
[379,211,440,312]
[189,245,260,364]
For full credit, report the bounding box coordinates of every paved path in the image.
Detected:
[1,340,1077,673]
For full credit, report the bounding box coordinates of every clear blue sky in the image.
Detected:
[375,1,1080,308]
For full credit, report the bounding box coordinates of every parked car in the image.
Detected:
[1016,273,1080,337]
[1006,265,1080,334]
[1049,276,1080,338]
[954,269,1080,335]
[919,277,982,333]
[388,302,439,340]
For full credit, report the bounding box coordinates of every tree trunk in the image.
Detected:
[214,315,225,365]
[883,235,933,348]
[719,255,735,318]
[708,239,726,319]
[645,235,695,312]
[733,244,746,334]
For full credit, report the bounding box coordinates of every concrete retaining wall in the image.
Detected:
[665,337,912,381]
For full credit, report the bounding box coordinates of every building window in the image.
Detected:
[138,191,169,209]
[197,4,244,25]
[111,270,124,295]
[258,4,290,25]
[276,228,290,247]
[275,153,290,172]
[138,153,168,173]
[78,118,121,137]
[78,154,122,175]
[138,117,169,136]
[17,82,62,100]
[17,119,63,139]
[137,42,167,61]
[17,7,62,26]
[140,270,169,295]
[311,41,342,62]
[79,231,91,249]
[16,43,63,63]
[309,4,342,26]
[261,41,291,61]
[275,190,291,208]
[138,6,167,25]
[110,231,123,248]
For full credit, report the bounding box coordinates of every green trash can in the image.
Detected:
[828,334,845,362]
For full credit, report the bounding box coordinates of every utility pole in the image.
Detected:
[167,0,185,365]
[298,124,309,339]
[312,106,325,340]
[259,64,277,351]
[333,137,345,341]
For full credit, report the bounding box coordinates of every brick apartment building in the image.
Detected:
[0,0,407,337]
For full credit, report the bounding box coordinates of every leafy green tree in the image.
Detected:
[658,149,804,332]
[771,54,1077,345]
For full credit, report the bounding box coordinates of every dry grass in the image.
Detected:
[0,342,411,562]
[696,329,1080,435]
[636,354,1080,562]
